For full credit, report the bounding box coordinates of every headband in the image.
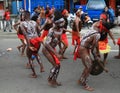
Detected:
[54,18,64,24]
[62,9,68,15]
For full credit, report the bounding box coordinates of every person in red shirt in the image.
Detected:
[3,7,12,32]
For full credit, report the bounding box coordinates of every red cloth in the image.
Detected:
[61,33,68,46]
[52,54,60,65]
[4,11,10,20]
[17,34,25,40]
[30,37,42,49]
[62,9,68,16]
[99,21,109,33]
[72,31,80,45]
[117,38,120,45]
[73,45,81,61]
[41,30,49,40]
[99,41,107,50]
[100,13,107,20]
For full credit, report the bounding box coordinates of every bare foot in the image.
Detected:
[62,56,68,59]
[40,67,45,73]
[77,79,81,85]
[104,67,109,73]
[83,85,94,91]
[55,81,62,86]
[48,80,56,87]
[21,53,25,56]
[30,74,37,78]
[25,63,31,69]
[17,46,21,52]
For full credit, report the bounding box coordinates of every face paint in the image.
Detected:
[54,18,65,28]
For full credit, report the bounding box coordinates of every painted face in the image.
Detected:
[55,18,65,28]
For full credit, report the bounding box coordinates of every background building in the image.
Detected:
[0,0,120,15]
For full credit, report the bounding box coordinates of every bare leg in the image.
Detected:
[78,49,94,91]
[42,48,61,86]
[48,65,61,86]
[28,58,37,78]
[26,47,37,78]
[59,43,68,59]
[20,39,26,56]
[103,53,108,65]
[35,54,45,72]
[17,45,23,52]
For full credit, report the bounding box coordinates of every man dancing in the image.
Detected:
[72,9,82,54]
[42,11,65,86]
[20,11,44,78]
[77,22,101,91]
[58,9,69,59]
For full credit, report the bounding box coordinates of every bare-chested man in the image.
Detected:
[72,9,82,54]
[42,11,65,86]
[77,22,101,91]
[40,10,53,41]
[20,11,44,78]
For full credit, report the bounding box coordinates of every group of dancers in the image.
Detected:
[13,7,119,91]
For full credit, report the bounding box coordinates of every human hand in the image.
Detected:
[29,46,37,51]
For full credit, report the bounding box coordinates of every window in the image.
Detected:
[86,0,106,10]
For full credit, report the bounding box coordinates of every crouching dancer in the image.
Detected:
[42,11,65,86]
[20,11,44,78]
[77,22,101,91]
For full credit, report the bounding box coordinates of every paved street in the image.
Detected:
[0,27,120,93]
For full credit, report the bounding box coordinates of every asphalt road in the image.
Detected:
[0,35,120,93]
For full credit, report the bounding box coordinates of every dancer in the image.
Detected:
[20,11,44,78]
[58,9,69,59]
[72,9,82,54]
[13,12,26,56]
[40,10,53,41]
[42,11,65,86]
[98,14,116,65]
[77,22,101,91]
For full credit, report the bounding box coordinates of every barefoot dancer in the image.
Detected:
[77,22,101,91]
[98,14,116,65]
[42,11,65,86]
[20,11,44,78]
[72,9,82,54]
[58,9,69,59]
[13,12,26,56]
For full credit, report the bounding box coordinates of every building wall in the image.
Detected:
[0,0,119,14]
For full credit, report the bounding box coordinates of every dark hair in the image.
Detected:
[6,7,9,9]
[24,11,30,19]
[31,15,38,21]
[54,10,63,22]
[33,7,38,11]
[45,10,50,16]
